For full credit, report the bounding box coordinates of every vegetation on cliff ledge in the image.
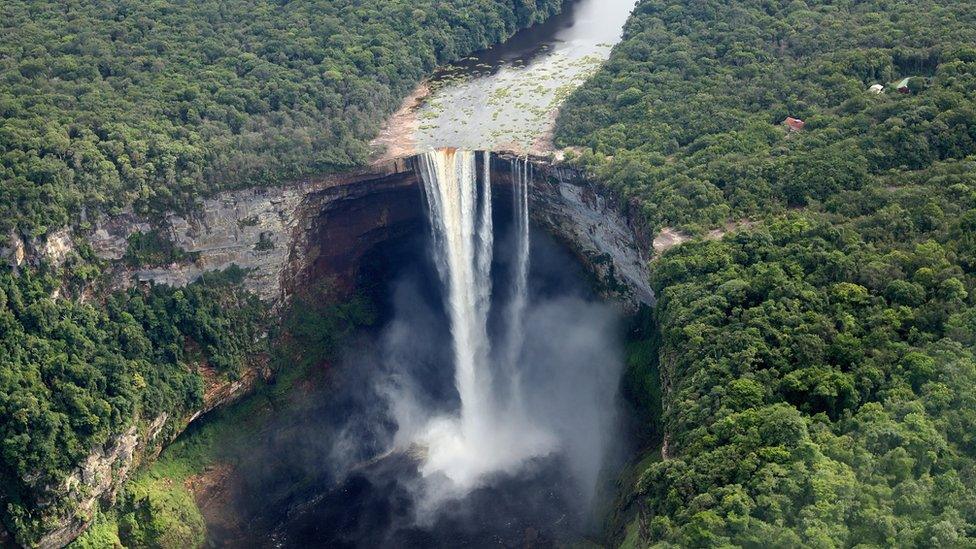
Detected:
[70,281,375,548]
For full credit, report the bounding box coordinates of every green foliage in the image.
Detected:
[557,0,976,544]
[621,308,664,443]
[0,0,565,237]
[124,231,194,268]
[70,515,123,549]
[556,0,976,234]
[269,279,376,398]
[253,232,275,252]
[115,476,206,549]
[0,266,267,546]
[2,3,567,541]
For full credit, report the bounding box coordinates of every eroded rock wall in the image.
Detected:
[494,154,654,309]
[1,228,75,272]
[86,159,414,306]
[283,165,424,300]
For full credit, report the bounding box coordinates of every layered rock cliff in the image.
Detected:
[78,153,652,311]
[85,158,415,307]
[493,154,654,309]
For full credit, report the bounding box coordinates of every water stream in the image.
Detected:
[407,0,636,152]
[412,150,554,495]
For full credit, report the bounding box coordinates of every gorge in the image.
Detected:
[79,148,648,547]
[9,141,652,546]
[236,148,635,546]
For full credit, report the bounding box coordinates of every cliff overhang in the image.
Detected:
[79,152,653,311]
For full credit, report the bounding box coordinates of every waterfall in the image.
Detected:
[476,151,493,324]
[414,149,551,491]
[416,149,493,437]
[505,157,531,383]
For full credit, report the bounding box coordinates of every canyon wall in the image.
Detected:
[494,155,654,309]
[66,153,653,311]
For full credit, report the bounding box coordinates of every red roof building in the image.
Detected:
[784,117,806,132]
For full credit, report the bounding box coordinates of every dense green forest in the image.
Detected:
[557,0,976,233]
[0,2,566,545]
[556,0,976,545]
[0,268,267,543]
[0,266,267,545]
[0,0,564,238]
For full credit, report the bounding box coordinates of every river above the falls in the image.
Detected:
[373,0,636,158]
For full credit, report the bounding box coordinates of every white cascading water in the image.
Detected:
[417,149,493,437]
[476,151,494,353]
[414,148,552,493]
[504,157,531,391]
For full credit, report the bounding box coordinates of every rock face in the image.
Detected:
[1,229,73,271]
[83,153,652,309]
[90,186,309,301]
[284,165,425,299]
[493,154,654,308]
[87,159,414,306]
[0,230,25,268]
